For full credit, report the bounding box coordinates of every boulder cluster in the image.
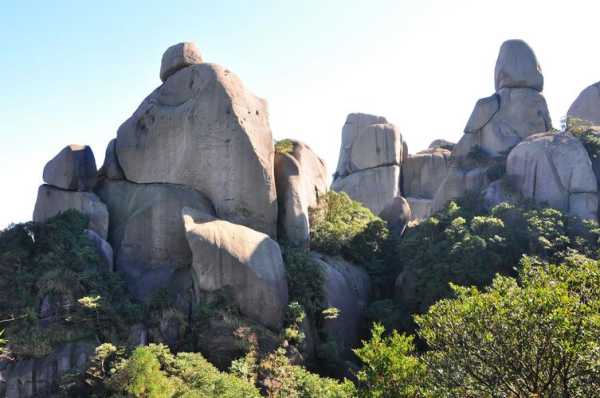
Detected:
[332,39,600,224]
[19,37,600,396]
[29,42,369,377]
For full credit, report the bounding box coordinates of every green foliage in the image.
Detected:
[569,118,600,161]
[275,139,295,154]
[310,191,385,257]
[0,210,142,358]
[416,254,600,397]
[310,191,393,296]
[282,248,326,320]
[354,323,426,398]
[396,199,600,328]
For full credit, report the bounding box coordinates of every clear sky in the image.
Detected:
[2,0,600,228]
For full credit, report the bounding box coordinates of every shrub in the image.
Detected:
[416,254,600,397]
[282,248,326,320]
[354,323,426,398]
[0,210,142,358]
[275,139,295,154]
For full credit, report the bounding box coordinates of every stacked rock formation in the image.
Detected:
[568,81,600,124]
[432,39,552,212]
[33,145,109,240]
[331,113,404,216]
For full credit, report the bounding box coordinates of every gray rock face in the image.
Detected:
[275,140,327,247]
[428,139,454,150]
[117,61,277,237]
[332,165,400,216]
[182,208,288,330]
[310,252,370,357]
[405,197,432,221]
[160,42,203,82]
[432,166,489,212]
[33,185,109,240]
[494,39,543,92]
[567,81,600,124]
[464,94,500,134]
[84,229,114,272]
[506,132,598,220]
[95,179,214,301]
[402,148,451,199]
[379,196,411,234]
[0,342,94,398]
[335,113,402,177]
[98,139,124,180]
[454,88,551,158]
[482,179,521,209]
[42,145,97,191]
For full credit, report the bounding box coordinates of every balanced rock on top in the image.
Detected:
[43,145,97,191]
[116,43,278,237]
[567,81,600,125]
[160,42,203,82]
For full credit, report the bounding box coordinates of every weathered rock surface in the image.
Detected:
[454,88,551,158]
[182,207,288,330]
[332,165,400,216]
[506,132,598,220]
[160,42,203,82]
[432,166,489,212]
[33,185,109,240]
[311,252,370,357]
[95,179,214,300]
[117,59,277,236]
[0,342,94,398]
[98,139,124,180]
[428,139,454,150]
[567,81,600,124]
[275,140,327,247]
[406,197,433,221]
[84,229,114,272]
[42,145,97,191]
[402,148,451,199]
[482,179,521,209]
[379,196,411,234]
[494,39,544,92]
[464,94,500,134]
[335,113,402,177]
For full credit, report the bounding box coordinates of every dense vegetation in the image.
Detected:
[3,189,600,397]
[0,210,141,358]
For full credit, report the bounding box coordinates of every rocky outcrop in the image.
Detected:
[43,145,97,191]
[402,147,451,199]
[182,208,288,330]
[116,46,277,237]
[482,179,521,209]
[406,197,432,222]
[379,196,411,234]
[311,253,370,357]
[275,140,327,247]
[332,165,401,216]
[332,113,403,215]
[96,179,214,300]
[160,42,203,82]
[567,81,600,124]
[0,342,94,398]
[494,39,544,91]
[428,139,454,150]
[506,132,598,220]
[33,185,109,240]
[432,166,489,212]
[84,229,114,272]
[453,40,551,159]
[97,139,124,180]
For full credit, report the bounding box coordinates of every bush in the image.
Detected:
[354,323,426,398]
[0,210,142,358]
[275,139,295,154]
[416,254,600,397]
[282,248,326,320]
[395,199,600,329]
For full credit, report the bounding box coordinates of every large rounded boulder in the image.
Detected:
[116,44,277,237]
[567,81,600,125]
[43,145,97,191]
[182,207,288,330]
[506,132,598,220]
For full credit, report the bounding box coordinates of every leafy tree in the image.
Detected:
[354,323,426,398]
[416,254,600,397]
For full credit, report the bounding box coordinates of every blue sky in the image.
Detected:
[2,0,600,227]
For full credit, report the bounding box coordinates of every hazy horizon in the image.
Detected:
[2,0,600,228]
